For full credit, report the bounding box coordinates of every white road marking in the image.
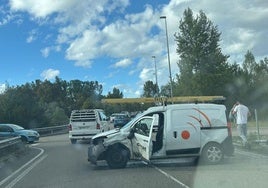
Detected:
[0,147,46,188]
[30,143,40,147]
[142,161,190,188]
[5,154,47,188]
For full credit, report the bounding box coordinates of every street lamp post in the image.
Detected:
[160,16,173,103]
[152,55,158,95]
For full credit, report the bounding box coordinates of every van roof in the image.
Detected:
[145,103,226,113]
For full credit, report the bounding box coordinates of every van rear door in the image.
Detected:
[166,106,201,155]
[71,110,97,130]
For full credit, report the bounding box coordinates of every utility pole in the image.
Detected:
[160,16,173,103]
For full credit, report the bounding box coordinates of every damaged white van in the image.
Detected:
[88,103,234,169]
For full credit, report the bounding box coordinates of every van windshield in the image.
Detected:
[120,112,144,130]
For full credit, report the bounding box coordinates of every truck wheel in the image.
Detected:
[106,147,128,169]
[71,139,77,144]
[201,142,223,164]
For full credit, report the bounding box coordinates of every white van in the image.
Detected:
[69,109,110,144]
[87,103,234,168]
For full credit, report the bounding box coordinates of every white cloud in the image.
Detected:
[41,46,61,58]
[113,58,132,68]
[182,0,268,62]
[66,29,102,62]
[0,7,16,26]
[40,69,60,80]
[0,83,6,94]
[139,68,153,82]
[41,47,50,57]
[74,60,92,68]
[10,0,76,18]
[7,0,268,97]
[26,29,38,43]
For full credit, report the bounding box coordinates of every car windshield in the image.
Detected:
[1,1,268,188]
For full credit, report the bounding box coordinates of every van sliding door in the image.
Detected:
[166,107,201,155]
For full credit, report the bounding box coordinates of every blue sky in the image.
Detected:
[1,0,268,97]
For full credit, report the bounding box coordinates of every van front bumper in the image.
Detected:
[88,143,106,164]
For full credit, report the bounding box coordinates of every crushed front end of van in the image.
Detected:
[88,128,132,168]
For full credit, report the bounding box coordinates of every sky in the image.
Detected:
[1,0,268,97]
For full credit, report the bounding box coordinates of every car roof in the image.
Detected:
[0,123,24,129]
[111,113,125,116]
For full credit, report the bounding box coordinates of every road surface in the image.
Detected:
[1,134,268,188]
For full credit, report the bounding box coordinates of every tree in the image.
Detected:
[0,84,47,128]
[66,80,103,110]
[142,81,158,97]
[244,55,268,111]
[174,8,229,96]
[107,88,123,98]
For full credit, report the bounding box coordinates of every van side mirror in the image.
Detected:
[127,128,135,139]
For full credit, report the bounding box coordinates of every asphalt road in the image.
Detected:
[1,134,268,188]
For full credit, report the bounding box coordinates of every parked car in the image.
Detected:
[0,123,40,143]
[109,113,119,123]
[113,113,130,128]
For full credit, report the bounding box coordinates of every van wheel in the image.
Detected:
[71,139,77,144]
[106,147,128,169]
[201,143,223,164]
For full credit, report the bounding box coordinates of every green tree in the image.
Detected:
[0,84,47,128]
[174,8,229,96]
[67,80,103,110]
[107,87,123,98]
[142,81,158,97]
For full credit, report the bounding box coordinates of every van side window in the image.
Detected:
[134,118,153,137]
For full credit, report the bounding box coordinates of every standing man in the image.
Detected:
[232,101,251,147]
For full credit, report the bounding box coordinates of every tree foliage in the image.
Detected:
[107,88,123,98]
[1,8,268,126]
[0,78,105,128]
[174,8,230,96]
[142,81,158,97]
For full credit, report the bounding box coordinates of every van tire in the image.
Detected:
[201,142,223,164]
[106,147,128,169]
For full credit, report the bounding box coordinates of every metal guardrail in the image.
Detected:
[33,124,69,136]
[0,136,25,160]
[0,136,21,149]
[0,125,69,160]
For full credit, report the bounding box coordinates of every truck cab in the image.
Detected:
[88,103,234,168]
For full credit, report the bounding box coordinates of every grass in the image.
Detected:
[230,120,268,155]
[233,131,268,155]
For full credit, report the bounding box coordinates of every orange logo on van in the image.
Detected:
[181,130,190,140]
